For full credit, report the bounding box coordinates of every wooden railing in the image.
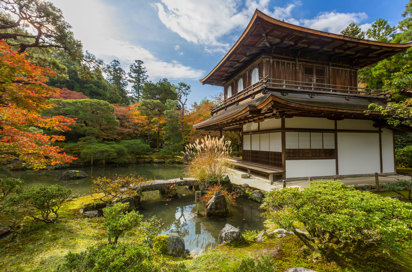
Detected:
[211,77,386,113]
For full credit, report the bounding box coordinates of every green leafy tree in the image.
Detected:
[128,60,148,102]
[163,99,183,154]
[44,99,120,140]
[340,23,365,39]
[138,99,165,150]
[365,2,412,126]
[103,202,142,244]
[142,78,177,103]
[20,185,71,223]
[106,60,130,105]
[0,177,27,232]
[262,181,412,268]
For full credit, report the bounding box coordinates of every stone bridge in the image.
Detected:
[132,178,198,192]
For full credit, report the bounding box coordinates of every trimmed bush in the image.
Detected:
[262,181,412,263]
[103,202,142,244]
[20,185,71,223]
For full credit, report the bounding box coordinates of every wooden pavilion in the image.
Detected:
[195,10,412,180]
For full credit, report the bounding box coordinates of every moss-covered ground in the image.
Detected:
[0,193,410,272]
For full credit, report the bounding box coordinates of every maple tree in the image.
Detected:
[49,88,88,100]
[0,40,75,169]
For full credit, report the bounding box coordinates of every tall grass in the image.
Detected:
[184,136,232,183]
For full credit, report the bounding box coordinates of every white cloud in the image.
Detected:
[154,0,301,51]
[50,0,203,80]
[155,0,371,51]
[301,11,368,33]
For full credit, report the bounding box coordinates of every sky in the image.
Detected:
[50,0,409,107]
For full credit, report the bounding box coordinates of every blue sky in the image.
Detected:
[50,0,409,107]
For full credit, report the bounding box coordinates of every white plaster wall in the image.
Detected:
[311,133,323,148]
[243,135,250,150]
[260,133,270,151]
[382,129,395,173]
[260,118,281,130]
[286,159,336,178]
[243,122,259,132]
[286,132,299,149]
[286,117,334,129]
[270,132,282,152]
[337,133,380,175]
[299,132,310,148]
[323,133,335,149]
[337,119,377,130]
[251,134,260,151]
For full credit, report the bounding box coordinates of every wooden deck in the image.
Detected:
[231,160,284,182]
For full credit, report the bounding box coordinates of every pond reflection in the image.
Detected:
[141,191,264,254]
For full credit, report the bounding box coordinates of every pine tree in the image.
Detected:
[340,23,365,39]
[106,60,130,105]
[128,60,148,102]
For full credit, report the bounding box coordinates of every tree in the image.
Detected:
[137,99,165,150]
[176,82,191,131]
[106,60,129,105]
[366,19,395,42]
[19,185,71,223]
[103,202,142,244]
[142,78,177,102]
[0,41,75,169]
[163,100,182,154]
[364,2,412,126]
[92,175,145,203]
[50,88,88,100]
[262,181,412,269]
[0,177,27,232]
[128,60,148,103]
[340,23,365,39]
[0,0,81,55]
[44,99,120,140]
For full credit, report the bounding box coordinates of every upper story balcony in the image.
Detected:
[211,77,387,115]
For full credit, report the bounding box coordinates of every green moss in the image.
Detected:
[153,234,169,254]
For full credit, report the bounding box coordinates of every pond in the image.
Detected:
[0,164,265,254]
[0,164,186,195]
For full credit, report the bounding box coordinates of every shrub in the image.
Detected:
[56,243,156,272]
[184,136,231,183]
[119,139,152,156]
[92,175,146,203]
[137,216,165,245]
[19,185,71,223]
[0,177,27,231]
[103,202,142,244]
[201,185,238,207]
[395,145,412,168]
[381,179,412,200]
[236,255,277,272]
[262,181,412,263]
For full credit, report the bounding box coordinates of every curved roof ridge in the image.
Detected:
[200,9,412,85]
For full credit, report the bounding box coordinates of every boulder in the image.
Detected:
[61,170,88,180]
[267,228,293,236]
[277,234,287,238]
[250,190,265,203]
[206,191,229,217]
[285,268,318,272]
[82,210,99,218]
[232,186,247,198]
[82,202,107,213]
[113,195,141,210]
[166,233,186,257]
[255,231,266,242]
[218,224,244,244]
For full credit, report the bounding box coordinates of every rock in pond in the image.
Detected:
[113,195,141,210]
[166,233,186,257]
[218,224,244,244]
[61,170,88,180]
[250,190,265,203]
[206,191,229,217]
[285,268,318,272]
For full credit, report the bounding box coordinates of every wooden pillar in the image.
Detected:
[219,129,223,138]
[379,128,383,174]
[281,117,286,179]
[334,120,339,176]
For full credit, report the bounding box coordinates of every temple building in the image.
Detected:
[195,10,411,181]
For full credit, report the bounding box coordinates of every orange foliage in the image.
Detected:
[50,88,88,99]
[184,100,219,142]
[201,185,238,206]
[0,41,76,169]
